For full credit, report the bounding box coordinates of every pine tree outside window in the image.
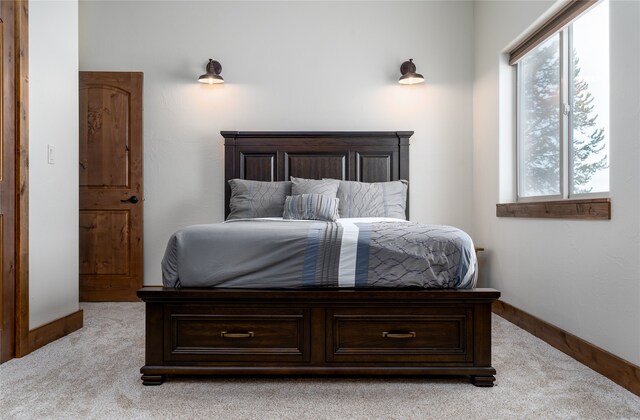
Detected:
[515,0,609,201]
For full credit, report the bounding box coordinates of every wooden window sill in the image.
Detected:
[496,198,610,220]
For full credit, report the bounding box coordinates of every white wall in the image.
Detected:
[79,1,476,286]
[473,0,640,365]
[75,0,640,366]
[29,0,80,329]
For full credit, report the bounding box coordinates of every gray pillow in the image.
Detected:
[330,179,408,219]
[283,193,339,222]
[290,177,340,197]
[227,179,291,220]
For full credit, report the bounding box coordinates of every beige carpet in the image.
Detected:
[1,303,638,419]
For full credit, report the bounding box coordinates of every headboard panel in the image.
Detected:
[222,131,413,219]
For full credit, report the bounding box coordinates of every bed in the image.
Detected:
[138,131,500,386]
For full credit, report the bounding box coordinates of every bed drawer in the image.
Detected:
[164,307,310,362]
[326,307,473,363]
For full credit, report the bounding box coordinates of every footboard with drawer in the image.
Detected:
[138,287,500,386]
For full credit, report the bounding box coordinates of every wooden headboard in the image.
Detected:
[221,131,413,219]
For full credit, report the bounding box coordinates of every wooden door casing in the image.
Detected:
[0,1,16,362]
[79,72,143,301]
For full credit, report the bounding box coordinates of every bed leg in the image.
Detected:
[142,374,165,386]
[470,375,495,387]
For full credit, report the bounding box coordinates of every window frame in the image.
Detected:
[515,33,564,202]
[513,0,609,203]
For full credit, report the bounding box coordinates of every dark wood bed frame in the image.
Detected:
[138,131,500,386]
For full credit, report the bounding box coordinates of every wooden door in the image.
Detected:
[79,72,143,301]
[0,1,17,362]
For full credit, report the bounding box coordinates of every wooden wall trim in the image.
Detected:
[28,309,83,353]
[496,198,610,220]
[493,300,640,397]
[14,0,29,357]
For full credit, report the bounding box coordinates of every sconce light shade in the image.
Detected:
[198,59,224,84]
[398,59,424,85]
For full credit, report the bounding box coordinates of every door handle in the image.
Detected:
[121,195,139,204]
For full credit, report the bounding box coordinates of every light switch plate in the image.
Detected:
[47,144,54,165]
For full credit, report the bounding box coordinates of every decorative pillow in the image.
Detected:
[329,179,408,219]
[290,177,340,197]
[283,194,339,222]
[227,179,291,220]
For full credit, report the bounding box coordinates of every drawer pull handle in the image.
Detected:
[220,331,254,338]
[382,331,416,339]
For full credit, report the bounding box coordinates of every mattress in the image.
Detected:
[162,218,477,289]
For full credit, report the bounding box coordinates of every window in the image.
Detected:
[515,0,609,200]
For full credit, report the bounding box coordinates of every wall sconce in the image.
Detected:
[198,59,224,84]
[398,59,424,85]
